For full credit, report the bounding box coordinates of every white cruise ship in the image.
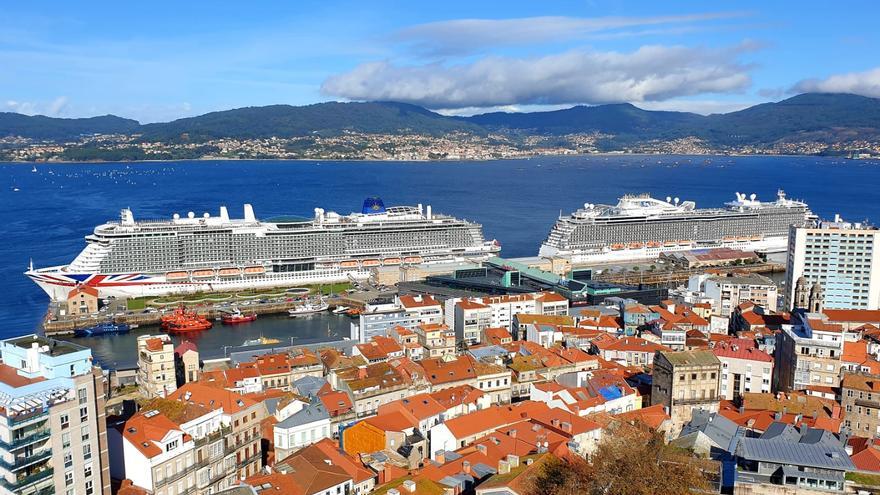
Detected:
[539,190,812,263]
[27,198,499,301]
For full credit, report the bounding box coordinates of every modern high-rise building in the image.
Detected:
[786,218,880,310]
[0,335,110,495]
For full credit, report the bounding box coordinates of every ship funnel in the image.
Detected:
[243,204,256,222]
[673,197,679,205]
[750,193,757,201]
[187,211,195,219]
[665,196,672,203]
[418,203,423,214]
[314,208,325,223]
[426,205,432,220]
[220,206,230,222]
[120,208,135,226]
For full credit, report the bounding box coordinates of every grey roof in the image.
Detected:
[263,397,281,415]
[799,426,840,447]
[467,345,509,361]
[275,400,329,429]
[761,422,800,442]
[679,409,740,451]
[735,437,855,471]
[293,375,328,398]
[471,462,497,478]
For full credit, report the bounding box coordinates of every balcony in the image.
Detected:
[237,452,261,468]
[0,466,53,492]
[6,409,49,428]
[194,425,232,447]
[0,449,53,472]
[0,428,51,453]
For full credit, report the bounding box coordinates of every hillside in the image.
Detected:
[0,113,139,141]
[138,101,481,141]
[2,94,879,148]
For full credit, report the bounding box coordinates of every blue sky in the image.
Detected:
[3,1,880,122]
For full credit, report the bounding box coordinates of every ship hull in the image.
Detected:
[539,236,788,264]
[26,266,372,300]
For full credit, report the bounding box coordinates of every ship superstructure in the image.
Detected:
[27,198,499,300]
[539,190,812,263]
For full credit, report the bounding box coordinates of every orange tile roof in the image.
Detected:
[842,340,870,364]
[68,285,99,298]
[615,404,670,430]
[318,390,353,416]
[807,318,844,333]
[144,337,166,352]
[824,309,880,323]
[457,300,489,310]
[842,373,880,393]
[122,411,186,459]
[430,384,484,409]
[379,393,446,420]
[712,339,773,363]
[851,446,880,473]
[312,438,375,484]
[537,292,569,303]
[443,403,536,439]
[168,381,257,414]
[600,336,668,353]
[398,294,440,308]
[420,356,477,385]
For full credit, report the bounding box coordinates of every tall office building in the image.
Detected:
[0,335,110,495]
[786,218,880,310]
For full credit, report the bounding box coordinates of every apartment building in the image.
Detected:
[0,335,110,495]
[651,350,722,431]
[398,294,443,325]
[711,339,774,400]
[450,293,569,344]
[786,218,880,310]
[840,372,880,437]
[413,323,456,358]
[137,334,177,399]
[775,313,847,391]
[698,273,779,316]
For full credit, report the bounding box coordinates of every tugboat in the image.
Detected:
[74,321,131,337]
[161,306,212,334]
[221,309,257,325]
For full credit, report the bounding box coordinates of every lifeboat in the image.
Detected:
[222,310,257,325]
[166,271,188,281]
[383,258,401,266]
[191,269,215,278]
[647,241,662,248]
[629,242,643,249]
[736,236,749,241]
[340,260,358,268]
[610,244,624,250]
[243,266,266,275]
[678,240,692,246]
[403,256,423,264]
[722,236,736,242]
[362,259,381,267]
[218,267,241,277]
[663,241,677,247]
[161,306,212,333]
[750,235,762,241]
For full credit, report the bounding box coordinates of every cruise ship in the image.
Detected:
[539,190,812,263]
[27,198,499,301]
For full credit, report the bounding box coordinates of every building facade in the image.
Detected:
[651,350,722,432]
[137,334,177,398]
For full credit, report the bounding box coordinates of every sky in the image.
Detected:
[3,1,880,123]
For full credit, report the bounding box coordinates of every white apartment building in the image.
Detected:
[448,293,569,344]
[786,218,880,310]
[712,340,774,400]
[692,273,779,316]
[137,334,177,399]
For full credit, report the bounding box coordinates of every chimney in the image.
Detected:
[402,480,417,493]
[435,450,446,464]
[832,404,841,419]
[498,459,510,475]
[509,429,517,439]
[358,367,367,379]
[476,444,487,455]
[561,421,572,433]
[462,460,471,474]
[506,454,520,468]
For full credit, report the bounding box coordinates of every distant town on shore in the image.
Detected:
[3,93,880,162]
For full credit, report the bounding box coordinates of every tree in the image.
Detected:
[526,429,711,495]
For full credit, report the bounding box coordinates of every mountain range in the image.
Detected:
[2,93,880,148]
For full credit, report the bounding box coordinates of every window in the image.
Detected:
[85,480,93,495]
[83,443,92,460]
[81,425,90,442]
[64,452,73,468]
[60,414,69,429]
[78,387,88,405]
[62,432,71,449]
[65,471,74,486]
[80,406,88,422]
[84,463,93,479]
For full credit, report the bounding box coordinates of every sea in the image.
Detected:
[2,155,880,367]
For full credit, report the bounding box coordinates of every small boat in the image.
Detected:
[162,306,212,333]
[289,300,329,317]
[332,306,350,314]
[31,165,37,173]
[362,259,381,267]
[242,336,280,347]
[339,260,358,268]
[222,309,257,324]
[191,269,215,278]
[218,267,242,277]
[345,308,362,316]
[74,322,130,337]
[403,256,423,264]
[383,258,401,266]
[166,271,189,281]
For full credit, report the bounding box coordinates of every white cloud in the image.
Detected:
[322,44,754,109]
[3,96,69,116]
[635,99,755,115]
[396,12,748,55]
[792,67,880,98]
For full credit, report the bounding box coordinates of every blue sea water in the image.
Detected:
[1,155,879,348]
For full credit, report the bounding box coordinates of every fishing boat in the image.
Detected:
[221,309,257,324]
[161,306,212,333]
[288,300,329,317]
[331,305,350,314]
[74,321,130,337]
[242,336,281,347]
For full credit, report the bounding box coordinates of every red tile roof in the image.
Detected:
[851,446,880,473]
[399,294,440,308]
[712,339,773,363]
[824,309,880,324]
